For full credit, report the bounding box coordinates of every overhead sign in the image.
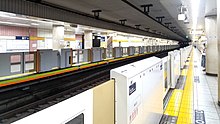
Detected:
[16,36,29,40]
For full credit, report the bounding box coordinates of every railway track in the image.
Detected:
[0,49,176,124]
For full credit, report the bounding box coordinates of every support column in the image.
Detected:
[217,0,220,104]
[84,30,93,49]
[52,25,64,50]
[205,17,218,75]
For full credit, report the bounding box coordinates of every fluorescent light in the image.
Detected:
[200,36,207,40]
[0,21,30,26]
[0,11,16,17]
[191,0,201,29]
[190,30,203,35]
[0,11,53,24]
[31,23,39,26]
[178,14,186,20]
[184,19,189,23]
[191,0,201,40]
[12,16,52,24]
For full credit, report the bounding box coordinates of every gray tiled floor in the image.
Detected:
[194,48,220,123]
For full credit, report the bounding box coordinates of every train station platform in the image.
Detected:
[160,48,220,124]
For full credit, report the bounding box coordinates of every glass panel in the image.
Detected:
[122,47,128,56]
[135,47,139,54]
[72,50,78,64]
[106,48,112,58]
[79,50,84,63]
[25,63,34,71]
[11,64,21,73]
[25,54,34,62]
[10,55,21,64]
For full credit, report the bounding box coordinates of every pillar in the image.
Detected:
[52,25,64,50]
[84,30,93,49]
[205,17,218,75]
[217,0,220,104]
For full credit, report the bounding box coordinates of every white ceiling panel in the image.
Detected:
[43,0,187,41]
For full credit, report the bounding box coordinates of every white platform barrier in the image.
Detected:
[162,56,171,98]
[180,45,192,69]
[12,89,93,124]
[180,48,186,69]
[169,50,181,88]
[111,57,163,124]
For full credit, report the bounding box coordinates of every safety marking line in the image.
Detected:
[181,69,188,76]
[175,75,186,90]
[195,110,206,124]
[164,89,183,117]
[177,52,194,124]
[194,76,200,83]
[183,65,189,69]
[161,51,194,124]
[160,115,178,124]
[163,89,174,110]
[164,55,192,117]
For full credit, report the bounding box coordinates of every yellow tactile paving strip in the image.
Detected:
[185,61,190,66]
[164,89,183,116]
[177,53,194,124]
[164,51,194,124]
[181,69,188,76]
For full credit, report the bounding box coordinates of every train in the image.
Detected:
[11,45,192,124]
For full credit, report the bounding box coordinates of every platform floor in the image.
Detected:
[161,48,220,124]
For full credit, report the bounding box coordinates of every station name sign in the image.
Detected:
[129,82,136,96]
[16,36,29,40]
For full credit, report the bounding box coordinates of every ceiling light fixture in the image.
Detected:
[0,11,55,25]
[0,21,30,26]
[0,11,16,17]
[190,30,203,35]
[31,23,39,26]
[191,0,201,41]
[178,14,186,20]
[192,0,201,30]
[184,19,189,23]
[178,5,187,20]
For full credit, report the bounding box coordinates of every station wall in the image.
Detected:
[0,25,37,52]
[0,25,84,52]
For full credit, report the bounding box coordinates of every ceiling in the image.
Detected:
[42,0,188,41]
[2,0,210,41]
[160,0,206,40]
[0,11,155,38]
[0,12,117,34]
[127,0,186,36]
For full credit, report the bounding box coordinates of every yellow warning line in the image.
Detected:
[177,52,194,124]
[164,51,194,123]
[164,89,183,116]
[181,69,188,76]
